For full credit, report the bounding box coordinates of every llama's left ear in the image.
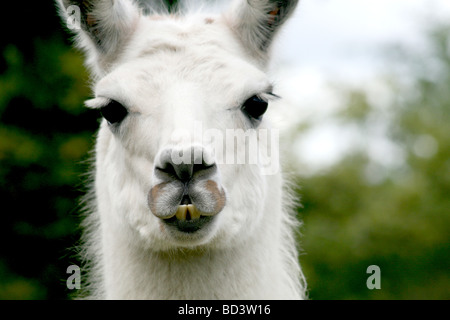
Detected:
[226,0,299,61]
[57,0,140,74]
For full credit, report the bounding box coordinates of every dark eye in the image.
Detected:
[100,100,128,125]
[241,95,268,121]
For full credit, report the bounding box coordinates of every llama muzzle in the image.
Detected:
[148,145,226,223]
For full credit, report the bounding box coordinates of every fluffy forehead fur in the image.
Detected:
[95,20,271,113]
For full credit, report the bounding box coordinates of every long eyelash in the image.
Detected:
[259,92,281,101]
[268,92,281,99]
[227,92,281,111]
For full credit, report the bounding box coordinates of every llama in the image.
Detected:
[58,0,306,299]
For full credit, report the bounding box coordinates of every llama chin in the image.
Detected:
[58,0,307,300]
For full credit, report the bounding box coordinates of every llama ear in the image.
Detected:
[226,0,299,60]
[57,0,140,72]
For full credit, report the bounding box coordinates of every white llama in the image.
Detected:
[58,0,306,299]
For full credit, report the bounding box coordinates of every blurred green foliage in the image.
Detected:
[0,1,448,299]
[298,24,450,299]
[0,2,96,300]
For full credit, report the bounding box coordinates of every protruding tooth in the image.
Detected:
[176,205,188,221]
[187,204,200,220]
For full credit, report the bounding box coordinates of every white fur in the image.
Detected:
[58,0,306,299]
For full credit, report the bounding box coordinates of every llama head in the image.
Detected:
[58,0,299,250]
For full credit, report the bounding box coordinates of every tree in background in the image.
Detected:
[298,23,450,299]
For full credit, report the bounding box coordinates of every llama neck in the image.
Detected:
[99,213,300,299]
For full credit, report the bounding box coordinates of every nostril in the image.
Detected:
[155,147,217,182]
[155,162,178,179]
[192,162,217,179]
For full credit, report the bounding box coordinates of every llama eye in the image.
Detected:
[100,100,128,125]
[241,95,269,121]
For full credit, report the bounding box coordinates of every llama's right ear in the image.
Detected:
[57,0,140,74]
[226,0,299,62]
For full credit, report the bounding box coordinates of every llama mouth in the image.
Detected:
[162,204,214,221]
[175,204,199,220]
[162,204,215,233]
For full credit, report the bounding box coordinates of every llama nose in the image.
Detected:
[150,146,226,221]
[155,146,216,182]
